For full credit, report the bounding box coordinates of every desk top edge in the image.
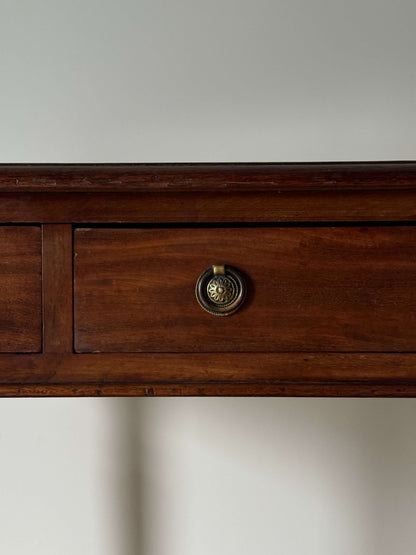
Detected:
[1,162,416,193]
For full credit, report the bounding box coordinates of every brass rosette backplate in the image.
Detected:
[195,264,246,316]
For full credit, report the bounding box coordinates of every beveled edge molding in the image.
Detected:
[0,162,416,193]
[2,383,416,398]
[0,162,416,223]
[1,353,416,397]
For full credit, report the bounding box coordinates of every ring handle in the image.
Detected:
[195,264,246,316]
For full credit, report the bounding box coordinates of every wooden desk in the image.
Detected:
[1,162,415,397]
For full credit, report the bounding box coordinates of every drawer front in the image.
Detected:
[74,226,416,353]
[0,226,42,352]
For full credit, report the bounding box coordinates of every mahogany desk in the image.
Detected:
[0,162,415,397]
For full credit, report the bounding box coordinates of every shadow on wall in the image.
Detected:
[110,397,416,555]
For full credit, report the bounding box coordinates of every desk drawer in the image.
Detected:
[0,226,42,352]
[74,226,416,353]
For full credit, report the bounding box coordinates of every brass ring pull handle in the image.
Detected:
[195,264,246,316]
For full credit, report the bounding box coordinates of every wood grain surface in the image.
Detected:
[2,353,416,384]
[3,382,416,397]
[1,353,416,397]
[0,162,416,224]
[0,189,416,223]
[0,227,42,352]
[42,225,73,352]
[1,163,416,396]
[74,226,416,353]
[0,162,416,192]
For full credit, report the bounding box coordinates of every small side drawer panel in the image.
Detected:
[74,226,416,354]
[0,226,42,352]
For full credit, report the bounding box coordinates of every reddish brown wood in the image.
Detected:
[42,225,73,352]
[0,353,416,384]
[0,227,42,352]
[0,189,416,223]
[74,226,416,354]
[2,382,416,398]
[0,162,416,192]
[1,163,416,396]
[0,353,415,396]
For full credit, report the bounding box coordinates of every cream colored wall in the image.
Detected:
[1,1,416,553]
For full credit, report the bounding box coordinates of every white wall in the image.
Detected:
[0,1,416,554]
